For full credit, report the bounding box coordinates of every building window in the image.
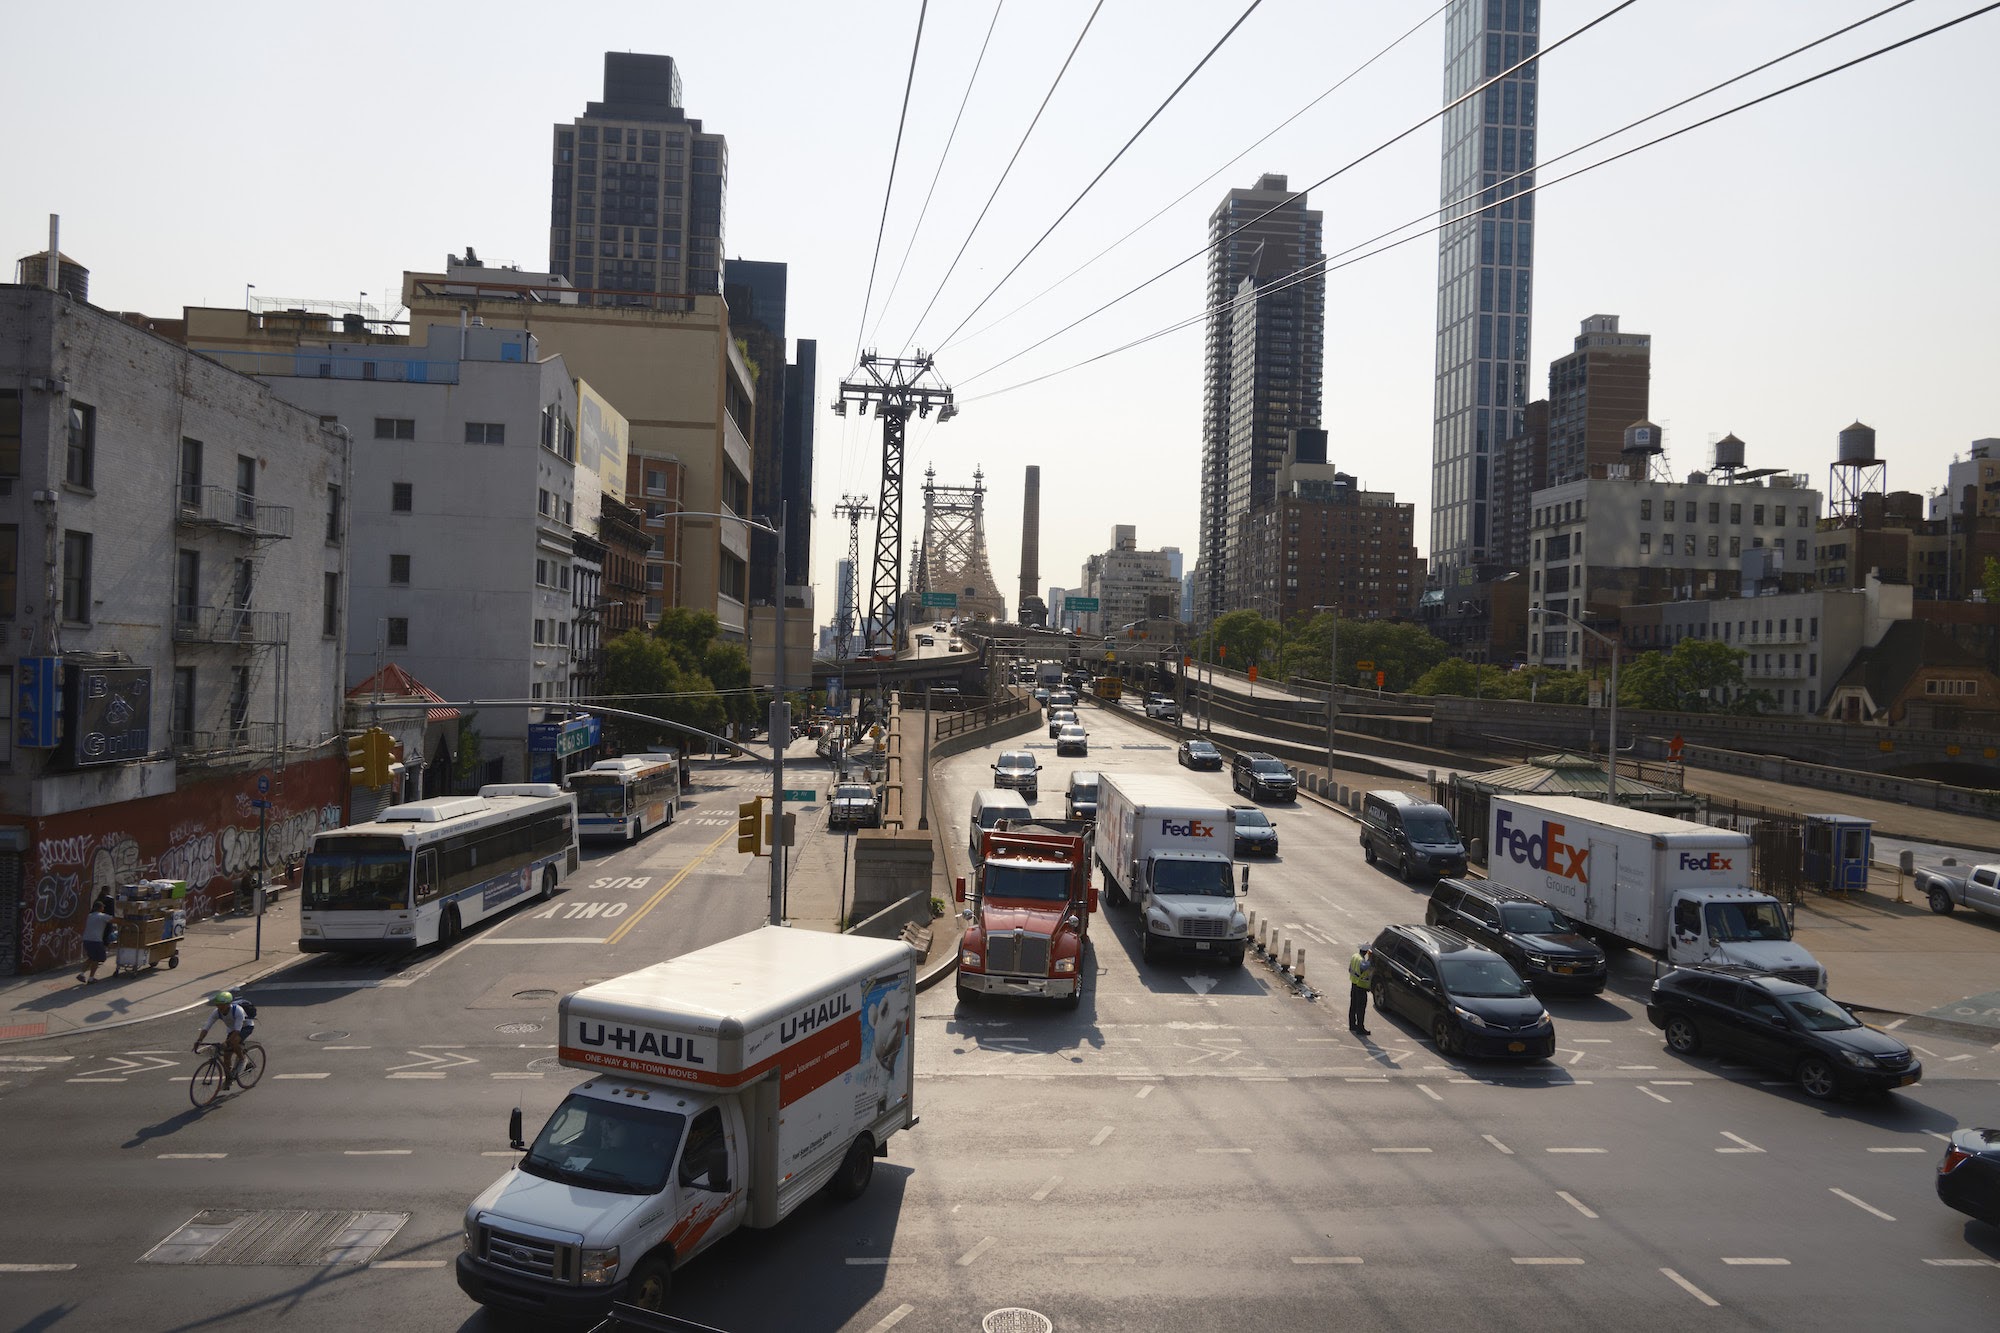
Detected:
[387,617,409,648]
[323,572,340,637]
[0,523,14,617]
[392,482,413,512]
[172,667,196,743]
[1776,505,1787,527]
[1797,539,1808,563]
[229,665,250,734]
[66,403,96,488]
[1707,535,1719,557]
[1730,536,1742,557]
[61,531,92,622]
[533,619,545,645]
[1797,505,1809,527]
[389,553,411,585]
[178,437,203,506]
[175,549,200,627]
[1753,504,1766,525]
[1663,500,1675,522]
[1730,503,1742,524]
[374,417,416,440]
[538,489,552,517]
[0,388,21,477]
[465,422,506,445]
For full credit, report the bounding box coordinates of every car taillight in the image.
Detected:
[1939,1148,1972,1175]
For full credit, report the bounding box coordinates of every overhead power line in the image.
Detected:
[931,0,1267,354]
[954,0,1643,389]
[869,0,1006,348]
[901,0,1105,354]
[850,0,932,372]
[954,1,1451,351]
[962,0,1999,405]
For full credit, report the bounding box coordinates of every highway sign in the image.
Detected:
[921,591,959,608]
[1065,596,1100,612]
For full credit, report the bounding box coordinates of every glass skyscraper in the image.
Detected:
[1430,0,1539,584]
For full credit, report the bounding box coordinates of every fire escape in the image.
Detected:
[171,472,294,760]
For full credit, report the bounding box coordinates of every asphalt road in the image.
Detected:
[5,703,1998,1332]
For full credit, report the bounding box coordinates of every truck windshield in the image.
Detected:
[304,840,410,912]
[1704,901,1791,942]
[518,1095,687,1196]
[983,863,1072,902]
[1152,859,1234,898]
[1439,957,1530,998]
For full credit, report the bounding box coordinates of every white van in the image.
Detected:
[968,788,1032,864]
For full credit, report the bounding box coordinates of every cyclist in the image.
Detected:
[194,990,254,1089]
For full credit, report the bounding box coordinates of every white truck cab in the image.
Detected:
[1096,772,1248,966]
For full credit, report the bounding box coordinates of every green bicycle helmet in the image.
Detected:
[211,990,234,1006]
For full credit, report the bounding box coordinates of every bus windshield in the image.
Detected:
[305,839,411,911]
[570,782,627,817]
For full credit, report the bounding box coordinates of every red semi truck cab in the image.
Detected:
[954,826,1095,1009]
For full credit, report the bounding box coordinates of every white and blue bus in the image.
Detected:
[300,784,578,953]
[567,754,681,842]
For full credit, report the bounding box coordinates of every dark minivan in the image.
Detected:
[1426,879,1607,996]
[1369,923,1555,1060]
[1360,790,1467,882]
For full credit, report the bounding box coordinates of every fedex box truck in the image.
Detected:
[458,927,917,1320]
[1485,795,1825,988]
[1096,771,1247,965]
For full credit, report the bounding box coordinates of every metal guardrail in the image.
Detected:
[933,691,1033,743]
[172,607,291,645]
[175,484,295,539]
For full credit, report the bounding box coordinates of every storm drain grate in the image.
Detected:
[983,1311,1054,1333]
[142,1209,409,1266]
[496,1022,544,1034]
[527,1056,563,1072]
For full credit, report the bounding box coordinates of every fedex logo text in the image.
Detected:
[1160,819,1215,839]
[1494,809,1589,883]
[1679,851,1734,872]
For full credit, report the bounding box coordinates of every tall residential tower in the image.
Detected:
[1429,0,1540,584]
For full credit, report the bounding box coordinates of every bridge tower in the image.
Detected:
[918,466,1007,623]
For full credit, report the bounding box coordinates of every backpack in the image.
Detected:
[239,1001,258,1020]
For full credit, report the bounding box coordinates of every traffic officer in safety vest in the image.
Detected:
[1348,944,1373,1036]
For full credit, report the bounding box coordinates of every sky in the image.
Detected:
[6,0,1998,630]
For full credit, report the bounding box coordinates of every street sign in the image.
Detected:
[1355,659,1375,671]
[1065,596,1100,612]
[921,591,959,608]
[783,789,818,802]
[250,798,271,810]
[257,774,270,794]
[1375,670,1385,689]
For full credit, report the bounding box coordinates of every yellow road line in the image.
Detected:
[605,828,735,946]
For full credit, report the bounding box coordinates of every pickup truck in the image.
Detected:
[1918,862,2000,921]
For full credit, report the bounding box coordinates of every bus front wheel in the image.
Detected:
[540,867,558,901]
[438,908,461,947]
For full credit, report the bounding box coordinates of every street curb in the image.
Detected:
[915,950,959,994]
[0,944,313,1047]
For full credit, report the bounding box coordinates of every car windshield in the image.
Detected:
[1153,859,1235,897]
[1071,784,1097,801]
[1779,992,1862,1032]
[518,1095,686,1196]
[1405,813,1459,843]
[983,863,1073,902]
[835,786,874,802]
[1250,760,1288,776]
[305,840,410,911]
[1439,956,1530,998]
[1500,904,1570,935]
[1189,743,1218,757]
[1234,810,1270,829]
[1704,901,1791,942]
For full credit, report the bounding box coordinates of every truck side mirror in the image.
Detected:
[954,876,966,904]
[1239,865,1250,896]
[508,1107,525,1151]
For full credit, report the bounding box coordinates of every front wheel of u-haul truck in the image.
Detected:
[827,1133,876,1202]
[627,1251,672,1312]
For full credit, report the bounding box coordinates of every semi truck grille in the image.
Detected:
[990,929,1052,976]
[479,1225,576,1285]
[1181,916,1228,939]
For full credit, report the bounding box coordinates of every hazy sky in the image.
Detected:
[7,1,1996,626]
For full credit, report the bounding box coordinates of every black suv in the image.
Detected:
[1231,752,1298,802]
[1646,966,1922,1100]
[1426,879,1607,996]
[1368,923,1555,1060]
[1359,790,1466,882]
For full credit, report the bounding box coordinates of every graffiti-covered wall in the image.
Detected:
[14,757,346,975]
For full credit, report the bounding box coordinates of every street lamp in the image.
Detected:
[1312,603,1340,779]
[1530,605,1619,806]
[669,504,790,925]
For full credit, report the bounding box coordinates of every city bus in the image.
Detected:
[299,784,579,953]
[568,754,681,842]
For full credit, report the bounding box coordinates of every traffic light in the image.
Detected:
[737,798,764,854]
[347,732,371,786]
[347,728,400,789]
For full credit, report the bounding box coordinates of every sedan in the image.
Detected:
[1230,806,1278,857]
[1937,1127,2000,1227]
[1055,724,1088,757]
[1177,739,1224,771]
[1647,967,1922,1099]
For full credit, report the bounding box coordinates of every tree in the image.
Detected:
[1617,638,1747,712]
[1201,609,1281,672]
[1983,556,2000,605]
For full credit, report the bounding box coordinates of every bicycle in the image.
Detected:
[190,1039,266,1108]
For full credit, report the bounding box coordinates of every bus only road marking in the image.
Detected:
[605,830,735,948]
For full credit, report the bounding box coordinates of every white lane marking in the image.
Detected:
[1662,1267,1720,1307]
[1344,1077,1389,1083]
[66,1078,125,1084]
[865,1303,916,1332]
[1372,1147,1432,1154]
[370,1260,447,1269]
[1557,1191,1598,1219]
[274,1073,330,1080]
[1831,1188,1896,1221]
[1722,1257,1790,1266]
[1566,1051,1587,1066]
[845,1258,916,1266]
[1512,1257,1585,1265]
[956,1236,995,1266]
[0,1263,77,1272]
[255,978,415,990]
[1064,1256,1135,1265]
[0,1055,71,1061]
[157,1153,227,1160]
[1924,1258,2000,1267]
[1482,1134,1514,1155]
[1090,1126,1114,1147]
[344,1149,413,1156]
[1546,1148,1606,1154]
[1650,1080,1693,1085]
[1417,1083,1443,1102]
[1639,1087,1671,1104]
[1909,1044,1938,1058]
[491,1072,545,1080]
[1616,1065,1658,1070]
[1030,1175,1062,1202]
[1197,1148,1252,1154]
[1883,1018,1907,1030]
[1718,1132,1764,1154]
[480,1152,517,1157]
[1572,1038,1611,1043]
[1296,1038,1341,1043]
[322,1045,371,1050]
[1869,1146,1926,1153]
[1291,1256,1364,1264]
[1135,1085,1155,1099]
[1945,1054,1974,1062]
[387,1072,446,1079]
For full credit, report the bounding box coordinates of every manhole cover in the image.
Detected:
[983,1312,1053,1333]
[496,1022,543,1035]
[527,1056,562,1072]
[513,988,558,1000]
[307,1031,350,1042]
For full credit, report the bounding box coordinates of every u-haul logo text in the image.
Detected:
[1495,809,1588,883]
[779,991,854,1045]
[574,1023,707,1065]
[1160,819,1215,839]
[1679,850,1733,872]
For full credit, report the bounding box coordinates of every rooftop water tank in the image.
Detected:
[1837,421,1876,463]
[1713,434,1746,470]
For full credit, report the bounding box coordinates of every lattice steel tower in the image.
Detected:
[916,467,1006,623]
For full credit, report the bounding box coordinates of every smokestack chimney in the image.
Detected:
[1018,465,1044,627]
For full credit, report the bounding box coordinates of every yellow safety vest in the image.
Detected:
[1348,952,1372,990]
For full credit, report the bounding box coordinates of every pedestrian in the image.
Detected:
[1347,943,1373,1036]
[80,900,117,984]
